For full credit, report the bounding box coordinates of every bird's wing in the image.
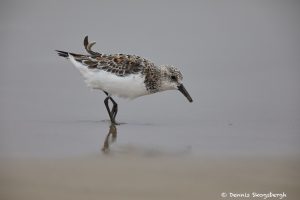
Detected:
[72,54,146,77]
[70,36,151,76]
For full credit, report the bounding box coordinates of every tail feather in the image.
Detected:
[56,36,100,59]
[83,36,101,56]
[55,50,69,58]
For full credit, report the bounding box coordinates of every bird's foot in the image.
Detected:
[111,121,120,126]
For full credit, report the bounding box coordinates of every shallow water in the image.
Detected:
[1,115,299,158]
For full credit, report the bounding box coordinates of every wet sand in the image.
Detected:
[1,119,299,200]
[1,154,299,200]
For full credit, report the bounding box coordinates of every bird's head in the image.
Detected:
[160,65,193,102]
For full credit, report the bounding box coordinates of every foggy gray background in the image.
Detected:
[0,0,299,157]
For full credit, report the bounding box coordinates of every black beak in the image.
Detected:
[177,84,193,102]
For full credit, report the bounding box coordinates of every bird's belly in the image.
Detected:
[85,70,148,99]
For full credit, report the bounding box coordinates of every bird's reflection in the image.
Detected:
[101,124,117,152]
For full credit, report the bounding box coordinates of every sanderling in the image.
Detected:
[56,36,193,125]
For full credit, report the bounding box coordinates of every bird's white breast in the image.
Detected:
[70,56,148,99]
[86,71,148,99]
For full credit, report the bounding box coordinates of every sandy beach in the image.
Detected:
[1,154,299,200]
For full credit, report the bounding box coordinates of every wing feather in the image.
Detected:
[70,36,154,76]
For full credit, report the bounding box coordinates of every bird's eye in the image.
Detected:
[171,75,177,81]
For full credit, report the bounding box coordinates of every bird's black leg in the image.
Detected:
[109,97,118,120]
[103,91,118,125]
[104,97,113,122]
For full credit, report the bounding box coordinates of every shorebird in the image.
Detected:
[56,36,193,125]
